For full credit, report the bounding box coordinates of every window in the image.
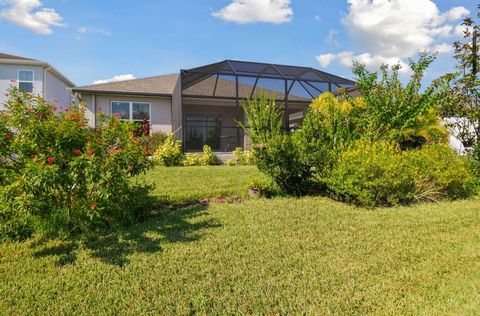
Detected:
[18,70,34,93]
[185,114,221,151]
[111,101,150,122]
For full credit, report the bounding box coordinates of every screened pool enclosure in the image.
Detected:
[180,60,355,152]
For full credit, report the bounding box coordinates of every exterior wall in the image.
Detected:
[0,63,44,108]
[79,93,173,133]
[45,70,72,107]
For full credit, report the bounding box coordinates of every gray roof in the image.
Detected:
[73,74,179,96]
[0,53,36,61]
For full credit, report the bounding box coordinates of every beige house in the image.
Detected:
[73,60,355,152]
[0,53,74,109]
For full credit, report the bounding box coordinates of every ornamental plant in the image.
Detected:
[0,87,154,241]
[153,133,183,166]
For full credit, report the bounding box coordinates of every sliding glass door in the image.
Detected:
[185,114,221,151]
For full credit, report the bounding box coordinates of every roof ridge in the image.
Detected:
[77,73,179,89]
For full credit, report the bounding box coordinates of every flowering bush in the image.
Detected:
[0,88,154,240]
[153,133,183,166]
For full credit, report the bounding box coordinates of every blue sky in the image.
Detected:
[0,0,477,86]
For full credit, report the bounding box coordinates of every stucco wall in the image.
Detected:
[0,64,44,108]
[80,93,172,133]
[45,70,72,107]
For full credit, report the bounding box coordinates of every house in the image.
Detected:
[0,53,75,108]
[74,60,355,152]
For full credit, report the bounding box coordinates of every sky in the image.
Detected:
[0,0,478,86]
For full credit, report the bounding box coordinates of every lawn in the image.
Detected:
[1,166,480,314]
[136,165,264,203]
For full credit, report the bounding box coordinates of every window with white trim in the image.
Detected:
[18,70,34,93]
[111,101,150,122]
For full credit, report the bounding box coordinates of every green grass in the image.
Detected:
[136,165,264,203]
[2,166,480,314]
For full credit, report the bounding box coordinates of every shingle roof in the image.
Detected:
[73,74,179,96]
[0,53,36,61]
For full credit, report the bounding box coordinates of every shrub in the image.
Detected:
[0,88,154,240]
[326,141,416,207]
[145,131,168,155]
[237,92,284,147]
[405,144,474,201]
[256,134,313,196]
[154,133,183,166]
[232,147,256,165]
[327,141,475,207]
[182,145,219,166]
[247,177,278,198]
[298,93,359,178]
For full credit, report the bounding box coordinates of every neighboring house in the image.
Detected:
[0,53,75,109]
[74,60,355,152]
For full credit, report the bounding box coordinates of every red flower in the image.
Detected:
[53,99,58,103]
[31,153,37,159]
[5,133,12,140]
[47,157,55,164]
[52,106,58,111]
[10,79,16,83]
[90,203,97,210]
[87,149,94,156]
[73,149,81,155]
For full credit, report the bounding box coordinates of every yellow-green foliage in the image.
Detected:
[327,141,474,207]
[153,133,183,166]
[232,147,256,165]
[182,145,219,166]
[405,144,474,201]
[327,141,415,207]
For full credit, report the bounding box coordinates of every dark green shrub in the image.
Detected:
[256,134,313,196]
[0,88,154,240]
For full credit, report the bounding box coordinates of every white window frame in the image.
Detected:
[17,70,34,93]
[110,101,151,122]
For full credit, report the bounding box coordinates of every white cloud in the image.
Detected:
[75,26,111,40]
[316,0,470,72]
[212,0,292,24]
[429,42,453,54]
[325,29,339,46]
[316,53,336,67]
[93,74,136,85]
[0,0,66,35]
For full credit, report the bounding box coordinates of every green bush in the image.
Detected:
[145,131,168,155]
[0,87,154,240]
[232,147,256,165]
[256,134,313,196]
[326,141,415,207]
[153,133,183,166]
[299,93,358,178]
[182,145,219,166]
[327,141,474,207]
[406,144,474,201]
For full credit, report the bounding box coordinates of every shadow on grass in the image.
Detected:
[33,202,220,267]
